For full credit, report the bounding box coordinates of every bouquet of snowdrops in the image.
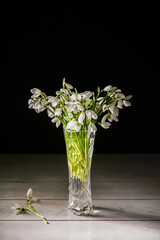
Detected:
[28,78,132,181]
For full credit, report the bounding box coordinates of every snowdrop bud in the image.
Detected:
[86,110,92,121]
[30,88,42,96]
[123,100,131,107]
[27,188,33,198]
[78,113,85,125]
[104,85,113,91]
[65,82,73,89]
[101,122,111,129]
[52,97,59,107]
[125,95,133,100]
[89,110,98,119]
[68,113,73,118]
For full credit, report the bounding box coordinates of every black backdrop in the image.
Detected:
[1,8,159,153]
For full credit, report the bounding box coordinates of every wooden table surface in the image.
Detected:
[0,154,160,240]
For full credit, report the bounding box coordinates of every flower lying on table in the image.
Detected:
[11,188,49,224]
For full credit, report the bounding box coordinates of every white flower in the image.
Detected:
[109,104,119,117]
[11,204,25,215]
[125,95,133,100]
[65,82,73,89]
[77,104,84,111]
[41,99,47,107]
[97,97,103,101]
[88,122,97,132]
[81,91,93,100]
[56,120,61,128]
[101,114,107,123]
[55,108,62,116]
[78,113,85,125]
[117,93,125,98]
[51,97,59,107]
[51,117,58,123]
[117,100,123,109]
[123,100,131,107]
[70,93,77,101]
[104,85,113,91]
[47,109,54,118]
[101,122,111,129]
[67,120,81,132]
[107,113,118,122]
[27,188,33,198]
[86,110,98,120]
[68,113,73,118]
[30,88,42,96]
[35,105,46,113]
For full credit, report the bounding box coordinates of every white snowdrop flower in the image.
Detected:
[116,89,121,92]
[55,108,62,116]
[66,101,79,106]
[35,105,46,113]
[68,113,73,118]
[101,122,111,129]
[47,110,54,118]
[101,114,108,123]
[83,91,93,100]
[51,117,58,123]
[99,99,104,105]
[35,100,41,107]
[125,95,133,100]
[123,100,131,107]
[70,93,77,101]
[109,104,119,117]
[75,124,81,132]
[102,104,108,112]
[11,204,25,215]
[87,110,98,120]
[97,97,103,101]
[65,82,73,89]
[27,188,33,198]
[78,113,85,125]
[51,97,59,107]
[104,85,113,91]
[56,120,61,128]
[96,103,101,109]
[117,100,123,109]
[88,122,97,132]
[66,106,75,113]
[86,110,92,120]
[117,93,125,98]
[84,99,91,108]
[107,113,118,122]
[48,96,55,102]
[41,99,47,107]
[28,99,33,105]
[64,116,69,121]
[77,104,84,111]
[77,94,82,101]
[67,120,77,130]
[31,88,42,96]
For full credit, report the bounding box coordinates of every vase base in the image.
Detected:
[69,205,94,216]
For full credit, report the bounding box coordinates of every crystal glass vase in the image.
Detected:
[63,127,96,215]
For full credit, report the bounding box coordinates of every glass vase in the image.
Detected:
[63,127,96,215]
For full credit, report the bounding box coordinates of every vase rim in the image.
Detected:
[63,125,96,133]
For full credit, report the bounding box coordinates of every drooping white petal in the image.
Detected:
[86,110,92,120]
[51,97,59,107]
[84,99,91,108]
[56,120,61,128]
[68,113,73,118]
[35,105,46,113]
[113,106,119,117]
[66,101,79,106]
[104,85,113,91]
[125,95,133,100]
[77,94,82,101]
[30,88,41,95]
[77,104,84,111]
[51,117,58,123]
[65,82,73,89]
[70,93,77,101]
[88,122,97,132]
[87,110,98,120]
[109,104,115,114]
[97,97,103,101]
[67,120,77,130]
[48,96,55,102]
[28,99,33,105]
[47,110,54,118]
[101,114,108,123]
[83,91,93,100]
[41,99,47,107]
[123,100,131,107]
[101,122,111,129]
[111,114,118,122]
[78,113,85,125]
[118,93,125,98]
[55,108,62,116]
[117,100,123,109]
[116,89,121,92]
[27,188,33,198]
[75,124,81,132]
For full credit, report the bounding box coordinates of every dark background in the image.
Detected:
[1,8,159,153]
